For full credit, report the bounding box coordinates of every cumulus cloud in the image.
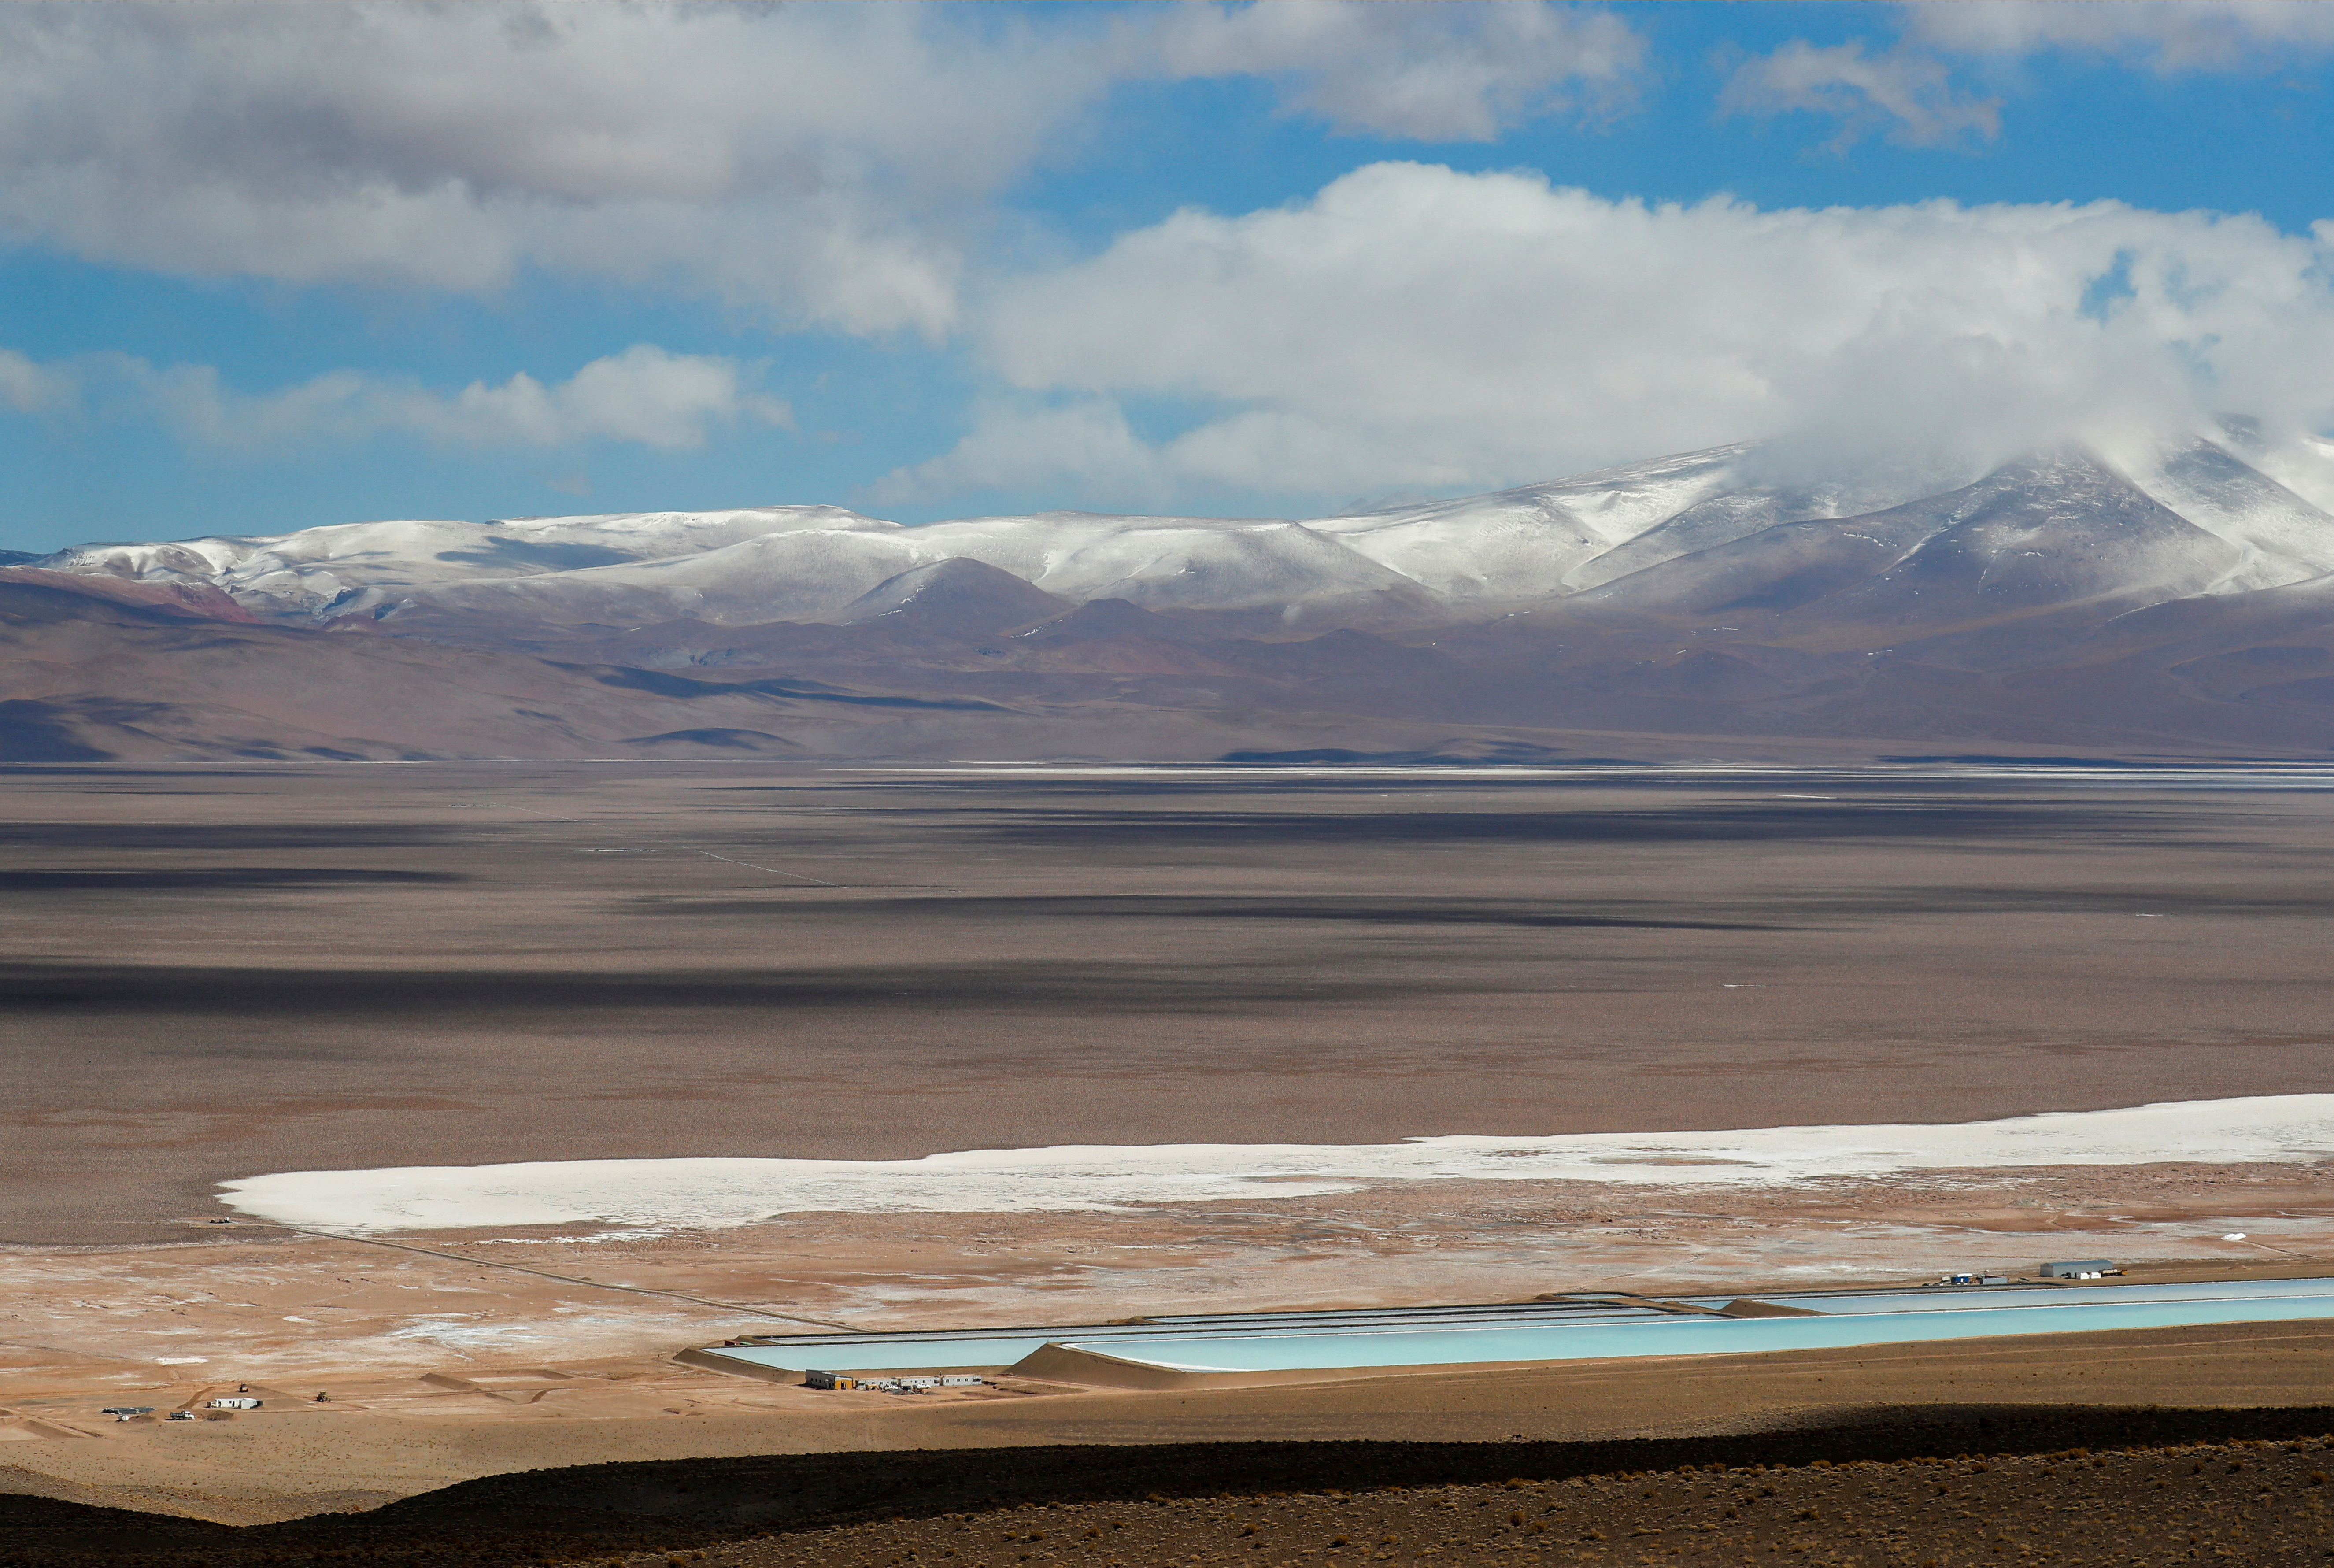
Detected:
[1147,0,1643,140]
[1720,41,2001,148]
[0,1,1054,336]
[879,399,1169,506]
[0,1,1642,336]
[892,163,2334,505]
[0,347,75,414]
[7,344,788,451]
[1904,0,2334,71]
[1729,1,2334,148]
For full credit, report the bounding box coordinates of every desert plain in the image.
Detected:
[7,759,2334,1539]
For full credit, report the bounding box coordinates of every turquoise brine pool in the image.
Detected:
[703,1300,1666,1375]
[1687,1276,2334,1315]
[1067,1291,2334,1373]
[694,1276,2334,1379]
[712,1336,1064,1373]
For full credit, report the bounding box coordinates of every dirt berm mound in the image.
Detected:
[6,1404,2334,1566]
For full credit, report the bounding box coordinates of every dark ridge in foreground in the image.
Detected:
[8,1405,2334,1566]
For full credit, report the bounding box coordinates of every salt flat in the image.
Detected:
[8,760,2334,1515]
[213,1095,2334,1232]
[8,760,2334,1245]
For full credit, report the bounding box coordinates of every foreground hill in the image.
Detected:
[6,1408,2334,1566]
[18,427,2334,760]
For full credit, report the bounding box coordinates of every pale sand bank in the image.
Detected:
[8,1156,2334,1523]
[9,1317,2334,1525]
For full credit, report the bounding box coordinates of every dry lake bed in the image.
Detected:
[8,759,2334,1519]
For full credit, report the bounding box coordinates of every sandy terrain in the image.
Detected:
[711,1433,2334,1568]
[10,762,2334,1244]
[4,1169,2334,1522]
[9,762,2334,1540]
[17,1163,2334,1385]
[9,1313,2334,1531]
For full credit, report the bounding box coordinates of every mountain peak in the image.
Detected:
[26,429,2334,638]
[832,557,1074,635]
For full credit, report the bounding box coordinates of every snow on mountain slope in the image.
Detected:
[2250,434,2334,517]
[403,526,940,627]
[487,504,898,553]
[31,431,2334,633]
[1308,445,1753,600]
[1582,448,2242,623]
[2132,439,2334,592]
[909,511,1428,614]
[1832,450,2239,621]
[832,558,1075,632]
[41,505,895,618]
[1060,520,1433,616]
[399,510,1416,629]
[43,519,496,615]
[1564,457,1989,593]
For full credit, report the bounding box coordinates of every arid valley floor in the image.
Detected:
[9,762,2334,1561]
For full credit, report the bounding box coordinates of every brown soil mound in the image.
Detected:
[8,1406,2334,1566]
[728,1433,2334,1568]
[0,568,259,623]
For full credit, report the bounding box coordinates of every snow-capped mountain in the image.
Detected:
[35,504,894,621]
[16,425,2334,763]
[39,429,2334,633]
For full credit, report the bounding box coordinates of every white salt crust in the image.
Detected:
[211,1095,2334,1235]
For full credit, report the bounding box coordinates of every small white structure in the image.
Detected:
[206,1396,263,1409]
[804,1369,984,1393]
[2038,1259,2121,1279]
[100,1406,154,1421]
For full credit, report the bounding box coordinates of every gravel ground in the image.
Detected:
[691,1440,2334,1568]
[11,1413,2334,1566]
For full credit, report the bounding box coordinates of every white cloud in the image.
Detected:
[1147,0,1643,141]
[1719,41,2001,148]
[433,346,792,451]
[7,344,788,451]
[1728,2,2334,148]
[0,1,1643,336]
[0,1,1049,336]
[0,347,75,414]
[896,163,2334,505]
[1904,0,2334,71]
[880,399,1168,507]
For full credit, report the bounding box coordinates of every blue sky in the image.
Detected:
[4,0,2332,553]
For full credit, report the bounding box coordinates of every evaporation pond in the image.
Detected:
[1074,1292,2334,1373]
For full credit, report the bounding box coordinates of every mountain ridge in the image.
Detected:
[17,429,2334,761]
